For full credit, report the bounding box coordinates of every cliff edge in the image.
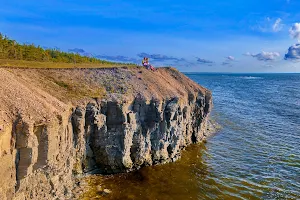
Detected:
[0,67,212,200]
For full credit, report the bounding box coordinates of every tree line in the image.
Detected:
[0,33,117,64]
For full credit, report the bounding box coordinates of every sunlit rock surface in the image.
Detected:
[0,67,212,199]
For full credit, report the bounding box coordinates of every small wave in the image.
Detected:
[239,76,262,80]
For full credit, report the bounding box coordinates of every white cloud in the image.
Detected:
[245,51,280,61]
[196,58,214,64]
[289,23,300,41]
[252,17,283,33]
[226,56,235,61]
[272,18,283,32]
[222,56,235,67]
[284,44,300,60]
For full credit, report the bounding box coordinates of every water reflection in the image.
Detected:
[81,143,215,200]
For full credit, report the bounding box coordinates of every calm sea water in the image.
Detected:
[83,73,300,200]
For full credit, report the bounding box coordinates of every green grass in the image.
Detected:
[0,59,137,69]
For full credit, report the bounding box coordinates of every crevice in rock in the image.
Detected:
[33,125,48,171]
[14,149,20,191]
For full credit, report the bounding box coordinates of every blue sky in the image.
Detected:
[1,0,300,72]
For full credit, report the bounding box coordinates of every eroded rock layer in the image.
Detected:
[0,67,212,200]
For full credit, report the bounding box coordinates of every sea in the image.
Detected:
[83,73,300,200]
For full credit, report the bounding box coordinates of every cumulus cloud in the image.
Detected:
[96,55,139,63]
[245,51,280,61]
[284,44,300,60]
[226,56,235,61]
[68,48,86,54]
[221,56,235,67]
[289,23,300,41]
[196,58,214,64]
[221,56,236,67]
[137,52,185,62]
[253,52,280,61]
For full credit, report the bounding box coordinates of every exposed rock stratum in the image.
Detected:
[0,67,212,199]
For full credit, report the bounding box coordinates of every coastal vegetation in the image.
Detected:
[0,33,135,68]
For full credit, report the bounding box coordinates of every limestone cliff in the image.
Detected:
[0,67,212,200]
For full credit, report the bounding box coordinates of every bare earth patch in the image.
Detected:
[0,66,207,121]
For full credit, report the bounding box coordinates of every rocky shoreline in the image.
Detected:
[76,116,218,200]
[0,67,212,200]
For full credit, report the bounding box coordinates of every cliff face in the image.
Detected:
[0,67,212,200]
